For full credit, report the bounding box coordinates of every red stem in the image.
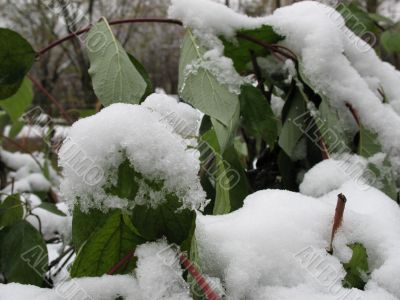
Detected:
[27,74,73,124]
[107,251,135,275]
[328,193,347,254]
[179,253,220,300]
[37,18,183,57]
[106,250,219,300]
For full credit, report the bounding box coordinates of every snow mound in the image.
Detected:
[196,181,400,299]
[59,94,207,212]
[0,240,190,300]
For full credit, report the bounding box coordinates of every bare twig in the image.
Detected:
[328,193,347,254]
[27,74,73,124]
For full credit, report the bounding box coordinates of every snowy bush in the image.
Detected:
[1,0,400,299]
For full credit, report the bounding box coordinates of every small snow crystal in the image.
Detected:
[59,94,206,212]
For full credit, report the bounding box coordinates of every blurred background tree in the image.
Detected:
[0,0,399,115]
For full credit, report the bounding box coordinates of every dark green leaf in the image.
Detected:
[0,194,24,227]
[342,243,369,290]
[1,220,48,286]
[130,194,196,244]
[72,205,113,251]
[0,28,35,99]
[222,25,283,74]
[70,211,144,277]
[239,84,278,148]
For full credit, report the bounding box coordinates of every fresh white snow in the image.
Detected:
[58,94,207,212]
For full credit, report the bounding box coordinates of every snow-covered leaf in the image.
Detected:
[221,25,283,74]
[86,17,147,106]
[0,28,35,100]
[178,29,239,127]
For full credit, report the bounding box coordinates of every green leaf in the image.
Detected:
[130,194,196,244]
[211,100,240,152]
[0,194,24,227]
[0,28,35,100]
[222,25,283,74]
[70,211,144,277]
[0,220,48,286]
[0,77,33,123]
[358,125,381,158]
[85,17,147,106]
[8,120,24,138]
[72,205,113,251]
[200,130,250,214]
[342,243,369,290]
[38,202,66,217]
[316,100,349,154]
[179,29,239,127]
[0,111,10,133]
[278,87,307,158]
[239,84,278,148]
[337,4,382,38]
[127,53,153,101]
[381,22,400,53]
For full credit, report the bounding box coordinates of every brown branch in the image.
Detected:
[345,102,360,127]
[0,133,43,169]
[27,74,73,124]
[328,193,347,254]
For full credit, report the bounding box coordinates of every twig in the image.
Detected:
[328,193,347,254]
[236,32,297,62]
[27,74,73,124]
[30,212,42,235]
[345,102,360,127]
[0,133,43,169]
[53,249,75,277]
[48,247,74,269]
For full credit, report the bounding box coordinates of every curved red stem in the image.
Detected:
[37,18,183,57]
